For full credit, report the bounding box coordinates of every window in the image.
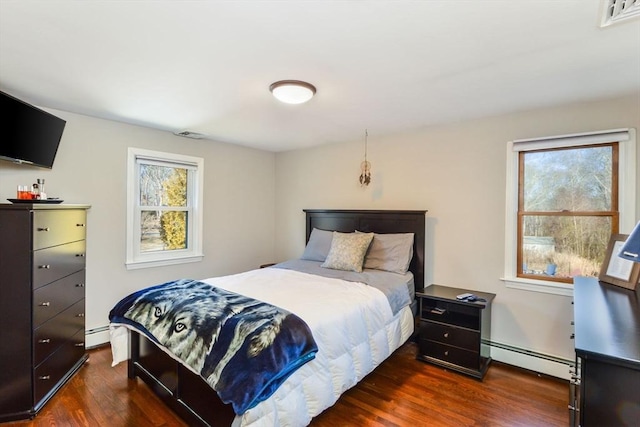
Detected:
[504,129,636,295]
[126,148,204,269]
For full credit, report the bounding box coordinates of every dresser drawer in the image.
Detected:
[419,339,480,371]
[33,271,85,328]
[34,299,85,366]
[33,210,87,250]
[33,240,86,289]
[420,321,479,352]
[34,329,85,404]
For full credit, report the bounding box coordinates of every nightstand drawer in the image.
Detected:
[421,321,479,351]
[420,299,480,330]
[419,340,480,370]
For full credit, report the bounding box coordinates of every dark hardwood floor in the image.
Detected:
[3,342,569,427]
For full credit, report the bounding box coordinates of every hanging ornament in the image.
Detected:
[359,129,371,186]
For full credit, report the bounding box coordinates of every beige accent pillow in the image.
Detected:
[321,231,374,273]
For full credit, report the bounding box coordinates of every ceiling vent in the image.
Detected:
[174,130,205,139]
[600,0,640,27]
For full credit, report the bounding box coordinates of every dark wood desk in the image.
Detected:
[571,276,640,427]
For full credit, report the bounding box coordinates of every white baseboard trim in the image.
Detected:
[489,341,572,380]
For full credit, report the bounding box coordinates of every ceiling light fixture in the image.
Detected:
[269,80,316,104]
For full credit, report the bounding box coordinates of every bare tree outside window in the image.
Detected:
[518,143,619,283]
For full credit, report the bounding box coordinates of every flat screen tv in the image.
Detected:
[0,90,66,169]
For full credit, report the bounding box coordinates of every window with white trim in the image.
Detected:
[126,148,204,269]
[503,129,636,295]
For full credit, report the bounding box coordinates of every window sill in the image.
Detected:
[501,276,574,297]
[126,254,204,270]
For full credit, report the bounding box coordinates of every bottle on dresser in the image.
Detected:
[31,178,47,200]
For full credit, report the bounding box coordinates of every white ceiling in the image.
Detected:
[1,1,639,152]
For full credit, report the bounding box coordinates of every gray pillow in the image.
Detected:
[321,231,374,273]
[300,228,334,262]
[362,232,415,274]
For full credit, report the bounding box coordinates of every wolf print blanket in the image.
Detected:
[108,278,318,414]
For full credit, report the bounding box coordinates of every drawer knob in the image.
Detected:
[443,332,449,338]
[38,338,51,344]
[75,283,85,288]
[38,375,51,380]
[75,253,85,257]
[74,342,85,347]
[39,302,51,307]
[76,313,85,318]
[444,350,449,356]
[37,227,50,232]
[39,264,51,269]
[76,223,86,227]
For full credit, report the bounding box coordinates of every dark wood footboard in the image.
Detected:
[128,331,235,427]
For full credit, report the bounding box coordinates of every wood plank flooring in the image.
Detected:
[3,342,569,427]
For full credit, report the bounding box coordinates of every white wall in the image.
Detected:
[0,110,277,347]
[1,93,637,377]
[274,93,640,378]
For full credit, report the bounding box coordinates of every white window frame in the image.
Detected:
[126,147,204,270]
[503,128,636,296]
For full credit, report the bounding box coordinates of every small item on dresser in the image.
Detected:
[456,293,474,300]
[16,185,32,200]
[31,181,39,199]
[37,178,47,200]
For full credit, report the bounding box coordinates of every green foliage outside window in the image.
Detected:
[160,168,187,250]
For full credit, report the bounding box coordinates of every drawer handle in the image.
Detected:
[75,253,86,257]
[37,227,50,232]
[74,342,85,347]
[39,264,51,269]
[444,350,449,356]
[75,283,85,288]
[76,223,86,227]
[76,313,85,318]
[38,338,51,344]
[38,375,51,380]
[443,332,449,338]
[430,308,446,315]
[39,302,51,307]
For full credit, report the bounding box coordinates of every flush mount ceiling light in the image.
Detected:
[269,80,316,104]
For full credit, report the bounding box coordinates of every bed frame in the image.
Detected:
[127,209,427,426]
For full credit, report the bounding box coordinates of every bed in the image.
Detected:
[109,209,426,426]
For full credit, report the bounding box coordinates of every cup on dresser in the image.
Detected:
[17,185,32,200]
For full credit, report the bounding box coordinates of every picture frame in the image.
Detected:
[598,233,640,290]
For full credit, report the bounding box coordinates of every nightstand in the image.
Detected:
[416,284,495,380]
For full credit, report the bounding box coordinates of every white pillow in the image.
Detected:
[321,232,374,273]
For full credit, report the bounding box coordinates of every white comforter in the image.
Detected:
[111,267,414,427]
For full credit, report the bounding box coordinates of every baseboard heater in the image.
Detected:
[485,339,573,380]
[85,327,573,379]
[85,325,111,349]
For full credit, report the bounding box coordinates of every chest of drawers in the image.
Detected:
[416,284,495,380]
[0,203,90,422]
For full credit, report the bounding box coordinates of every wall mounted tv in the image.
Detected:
[0,90,66,169]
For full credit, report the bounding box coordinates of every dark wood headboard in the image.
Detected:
[304,209,427,291]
